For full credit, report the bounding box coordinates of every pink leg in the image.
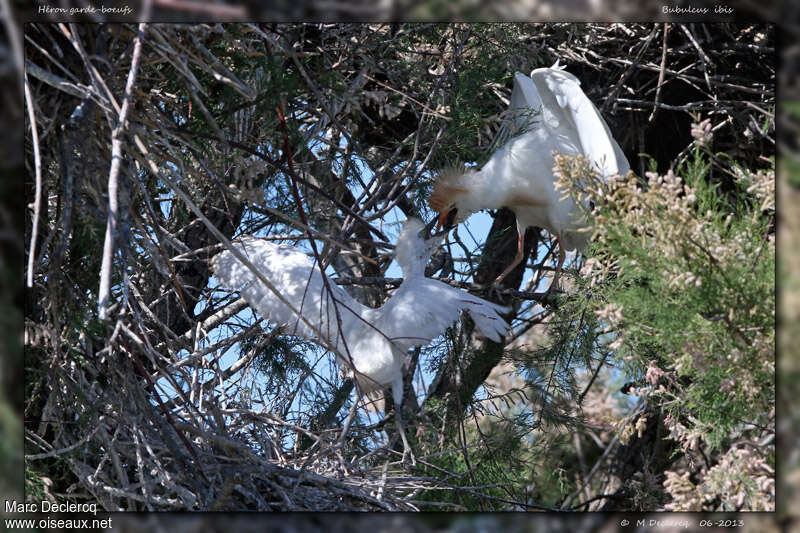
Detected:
[495,229,526,284]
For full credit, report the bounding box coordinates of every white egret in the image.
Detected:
[211,218,510,464]
[429,61,630,285]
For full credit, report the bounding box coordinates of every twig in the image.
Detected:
[648,23,669,123]
[121,337,201,463]
[616,98,759,112]
[24,59,93,100]
[602,25,658,113]
[578,351,610,405]
[333,275,551,302]
[604,56,768,96]
[568,493,618,510]
[24,70,42,288]
[560,399,644,510]
[679,24,713,93]
[24,422,104,460]
[97,22,147,320]
[363,73,451,121]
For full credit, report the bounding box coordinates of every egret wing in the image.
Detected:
[532,67,629,178]
[379,278,510,352]
[494,71,543,150]
[452,287,511,343]
[509,71,542,133]
[212,237,369,348]
[599,113,631,176]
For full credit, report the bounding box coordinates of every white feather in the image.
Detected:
[212,218,511,405]
[431,62,630,282]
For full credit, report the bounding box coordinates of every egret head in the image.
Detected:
[395,217,443,275]
[429,165,475,232]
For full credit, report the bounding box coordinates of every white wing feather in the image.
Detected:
[211,237,370,349]
[212,222,512,395]
[531,66,629,178]
[383,219,511,350]
[378,278,509,352]
[493,71,543,150]
[509,71,542,133]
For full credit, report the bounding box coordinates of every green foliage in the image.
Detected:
[599,150,771,445]
[413,410,533,510]
[252,334,320,391]
[554,126,774,509]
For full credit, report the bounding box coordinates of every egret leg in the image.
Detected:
[395,407,416,466]
[389,375,415,466]
[494,228,525,284]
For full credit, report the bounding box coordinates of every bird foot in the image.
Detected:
[493,272,509,284]
[393,409,416,468]
[490,285,505,303]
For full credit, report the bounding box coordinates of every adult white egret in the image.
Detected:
[429,61,630,285]
[211,218,510,464]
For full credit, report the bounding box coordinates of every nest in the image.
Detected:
[25,340,427,511]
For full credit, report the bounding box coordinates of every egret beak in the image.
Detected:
[436,211,447,232]
[436,208,458,232]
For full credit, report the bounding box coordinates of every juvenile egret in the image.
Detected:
[429,61,630,285]
[211,218,510,464]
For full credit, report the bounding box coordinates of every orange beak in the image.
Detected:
[436,210,451,232]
